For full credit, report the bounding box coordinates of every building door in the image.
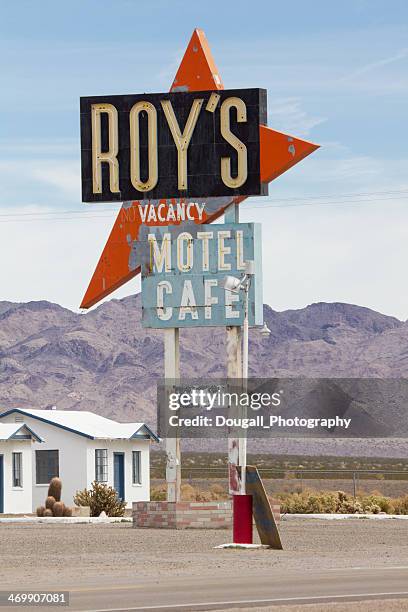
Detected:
[113,453,125,501]
[0,455,4,514]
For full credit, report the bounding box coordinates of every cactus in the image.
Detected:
[45,495,56,510]
[41,478,71,518]
[52,501,65,517]
[48,477,62,502]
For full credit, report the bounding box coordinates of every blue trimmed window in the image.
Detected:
[12,452,22,487]
[95,449,108,482]
[132,451,141,485]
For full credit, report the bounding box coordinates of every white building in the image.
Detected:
[0,423,43,514]
[0,408,159,512]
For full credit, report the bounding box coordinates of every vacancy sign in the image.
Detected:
[140,223,262,328]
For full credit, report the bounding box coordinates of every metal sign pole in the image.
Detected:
[240,279,250,495]
[226,325,242,494]
[225,203,244,495]
[164,328,181,502]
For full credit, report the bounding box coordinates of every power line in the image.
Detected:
[0,206,120,218]
[1,188,408,219]
[248,194,408,209]
[0,189,407,223]
[249,188,408,204]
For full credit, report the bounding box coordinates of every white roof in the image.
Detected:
[0,423,43,442]
[0,409,159,442]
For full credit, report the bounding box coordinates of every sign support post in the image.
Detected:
[225,203,244,496]
[164,328,181,502]
[224,203,253,543]
[79,29,318,542]
[240,271,250,495]
[226,325,243,494]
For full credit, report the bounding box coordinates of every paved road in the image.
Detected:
[58,566,408,611]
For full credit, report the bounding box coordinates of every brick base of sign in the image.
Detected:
[132,500,280,529]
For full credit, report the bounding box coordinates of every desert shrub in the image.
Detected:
[394,494,408,515]
[195,490,213,502]
[151,485,166,501]
[279,490,338,514]
[362,503,381,514]
[336,491,360,513]
[150,483,229,502]
[181,483,196,501]
[360,494,395,514]
[278,489,398,515]
[182,483,228,501]
[74,481,126,517]
[210,484,229,500]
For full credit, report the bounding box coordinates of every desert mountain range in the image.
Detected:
[1,295,408,456]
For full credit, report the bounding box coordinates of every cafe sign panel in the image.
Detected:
[140,222,262,328]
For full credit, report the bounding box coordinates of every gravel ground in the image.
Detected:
[0,518,407,590]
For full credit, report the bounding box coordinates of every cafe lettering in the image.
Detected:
[140,223,262,328]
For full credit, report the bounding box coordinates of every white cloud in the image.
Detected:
[0,159,80,204]
[217,27,408,95]
[0,139,78,156]
[340,47,408,82]
[268,98,327,137]
[240,193,408,321]
[29,161,80,199]
[2,152,408,321]
[0,205,136,312]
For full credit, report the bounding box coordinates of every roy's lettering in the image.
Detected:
[80,88,267,202]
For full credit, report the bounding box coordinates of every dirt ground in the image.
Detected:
[222,602,408,612]
[0,518,407,590]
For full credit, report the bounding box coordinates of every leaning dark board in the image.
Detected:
[245,465,283,550]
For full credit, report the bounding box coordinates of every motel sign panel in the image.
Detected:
[80,88,267,203]
[141,223,262,328]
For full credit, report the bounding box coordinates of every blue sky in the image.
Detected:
[1,0,408,317]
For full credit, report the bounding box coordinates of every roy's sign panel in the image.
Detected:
[141,222,262,328]
[80,88,267,203]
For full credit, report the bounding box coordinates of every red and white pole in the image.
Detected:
[225,203,253,544]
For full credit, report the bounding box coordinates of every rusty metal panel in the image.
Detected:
[140,223,262,328]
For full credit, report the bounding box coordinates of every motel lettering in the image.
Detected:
[141,223,263,328]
